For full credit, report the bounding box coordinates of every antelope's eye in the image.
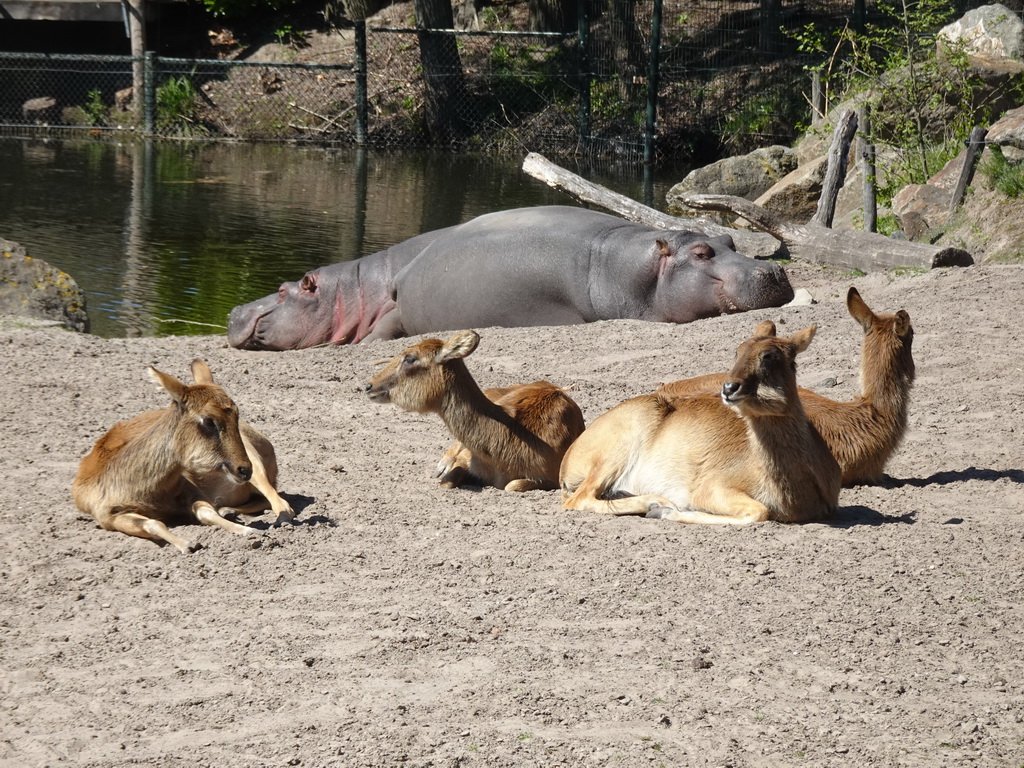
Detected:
[200,416,217,433]
[402,354,418,366]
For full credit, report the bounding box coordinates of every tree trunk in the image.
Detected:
[521,153,975,271]
[521,153,783,258]
[528,0,576,32]
[759,0,783,55]
[608,0,645,101]
[413,0,473,142]
[680,193,974,271]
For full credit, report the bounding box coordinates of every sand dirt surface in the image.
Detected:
[2,262,1024,767]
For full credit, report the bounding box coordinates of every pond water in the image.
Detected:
[0,137,681,338]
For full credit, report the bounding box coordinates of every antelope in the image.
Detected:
[365,329,586,492]
[72,359,293,554]
[561,322,841,525]
[657,287,914,485]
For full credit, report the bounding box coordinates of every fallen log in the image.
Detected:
[679,193,974,271]
[521,152,784,259]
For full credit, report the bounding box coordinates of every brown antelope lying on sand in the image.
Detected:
[365,329,586,492]
[656,287,914,485]
[72,359,293,553]
[561,322,841,525]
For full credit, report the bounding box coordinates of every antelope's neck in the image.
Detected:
[439,381,512,456]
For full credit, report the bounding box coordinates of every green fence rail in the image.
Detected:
[0,0,823,162]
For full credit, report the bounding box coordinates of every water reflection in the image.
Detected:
[0,137,677,338]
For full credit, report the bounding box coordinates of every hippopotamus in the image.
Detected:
[227,227,452,351]
[228,205,794,351]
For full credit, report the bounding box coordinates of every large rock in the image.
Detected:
[665,145,797,220]
[985,103,1024,160]
[891,183,951,239]
[752,155,829,224]
[0,239,89,332]
[938,4,1024,60]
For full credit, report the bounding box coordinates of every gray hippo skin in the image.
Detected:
[227,227,454,350]
[227,205,793,350]
[390,206,793,336]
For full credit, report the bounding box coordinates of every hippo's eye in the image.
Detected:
[691,245,714,260]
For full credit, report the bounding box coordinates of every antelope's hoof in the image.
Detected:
[272,508,296,527]
[645,503,676,520]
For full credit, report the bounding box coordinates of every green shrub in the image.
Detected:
[979,144,1024,198]
[790,0,987,205]
[156,75,209,137]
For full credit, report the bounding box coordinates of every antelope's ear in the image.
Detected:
[148,366,188,404]
[753,320,777,339]
[894,309,912,337]
[438,330,481,363]
[846,286,876,332]
[190,358,214,385]
[788,324,817,355]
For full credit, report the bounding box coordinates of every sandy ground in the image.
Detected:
[2,261,1024,768]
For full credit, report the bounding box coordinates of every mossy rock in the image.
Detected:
[0,239,89,333]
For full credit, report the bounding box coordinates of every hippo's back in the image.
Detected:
[393,206,639,335]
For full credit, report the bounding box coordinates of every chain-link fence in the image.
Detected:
[0,0,834,162]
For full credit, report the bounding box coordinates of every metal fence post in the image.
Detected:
[858,105,876,233]
[355,20,368,146]
[643,0,663,178]
[577,0,590,143]
[143,50,155,136]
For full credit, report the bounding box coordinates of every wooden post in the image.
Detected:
[812,108,857,228]
[811,71,824,125]
[124,0,145,114]
[354,20,368,145]
[948,126,989,217]
[858,104,876,233]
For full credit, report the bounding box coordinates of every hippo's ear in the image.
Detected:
[299,272,318,293]
[437,330,481,363]
[655,239,677,275]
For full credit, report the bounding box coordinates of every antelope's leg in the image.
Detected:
[109,512,200,554]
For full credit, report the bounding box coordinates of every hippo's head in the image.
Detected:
[228,270,335,351]
[649,232,793,323]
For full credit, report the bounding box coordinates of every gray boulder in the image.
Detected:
[752,155,829,224]
[0,239,89,332]
[665,145,797,218]
[938,3,1024,60]
[986,103,1024,160]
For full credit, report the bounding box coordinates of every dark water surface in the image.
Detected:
[0,138,677,337]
